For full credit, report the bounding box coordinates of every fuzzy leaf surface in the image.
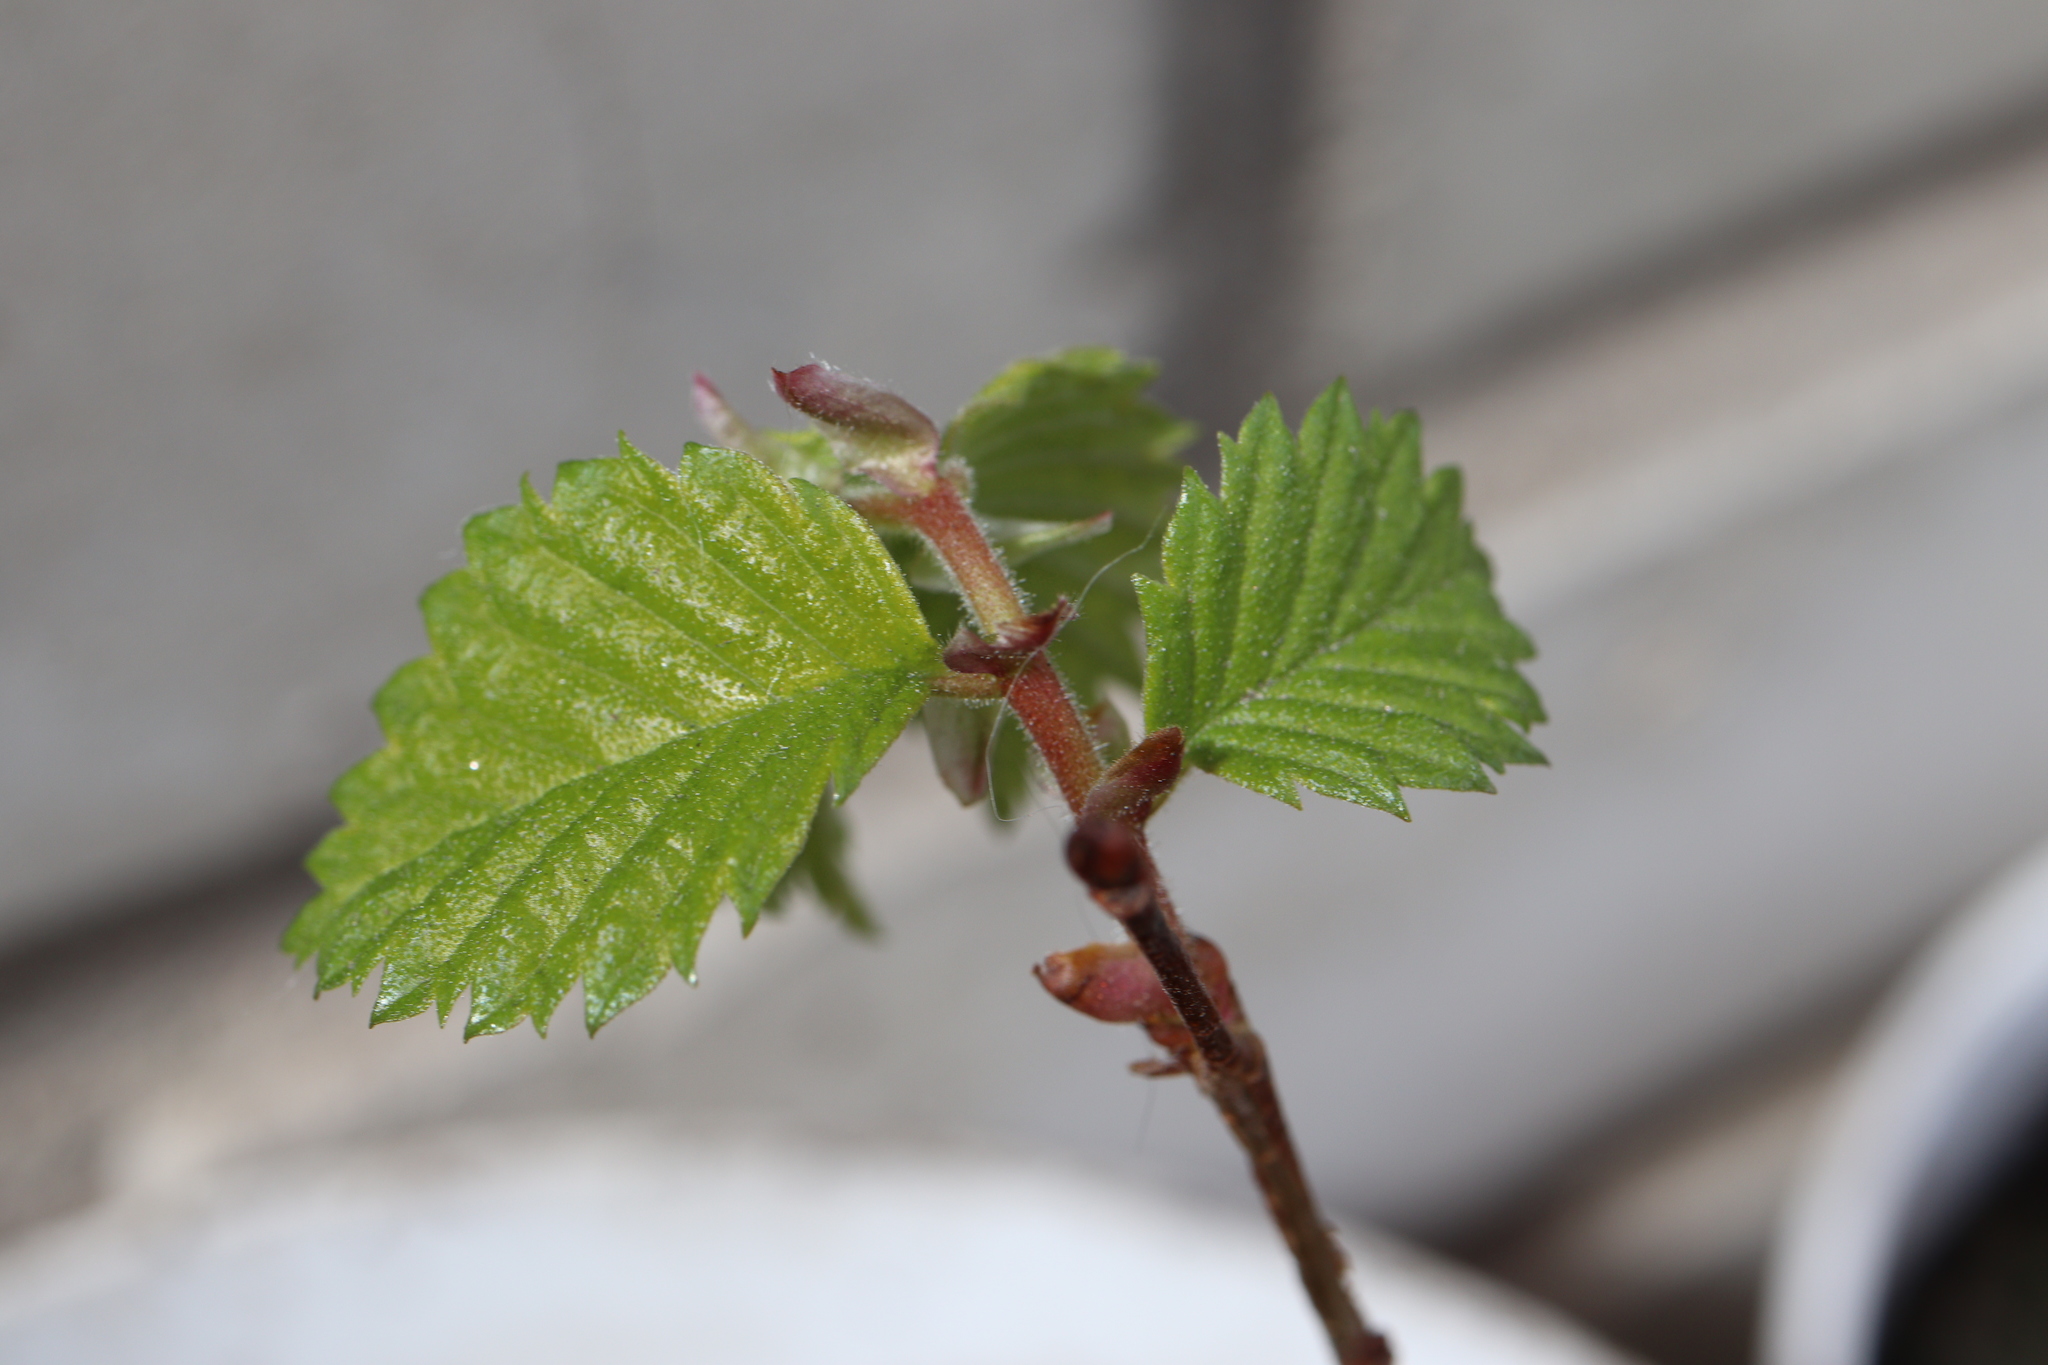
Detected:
[1138,384,1545,817]
[286,442,938,1036]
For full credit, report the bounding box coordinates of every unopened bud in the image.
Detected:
[1034,936,1240,1026]
[1034,941,1158,1023]
[771,363,939,494]
[1080,727,1184,829]
[1066,816,1147,891]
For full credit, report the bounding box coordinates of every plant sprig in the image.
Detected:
[287,348,1543,1365]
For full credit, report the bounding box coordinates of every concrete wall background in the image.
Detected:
[9,0,2048,947]
[1304,0,2048,395]
[0,0,1155,941]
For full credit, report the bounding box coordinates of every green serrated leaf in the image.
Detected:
[1138,383,1545,818]
[286,441,938,1036]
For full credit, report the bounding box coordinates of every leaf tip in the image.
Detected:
[692,371,753,450]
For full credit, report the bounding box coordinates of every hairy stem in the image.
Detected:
[897,475,1105,809]
[905,472,1389,1364]
[1002,655,1103,813]
[902,475,1029,634]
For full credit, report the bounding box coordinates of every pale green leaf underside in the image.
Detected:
[1139,382,1545,818]
[763,790,878,938]
[287,442,938,1036]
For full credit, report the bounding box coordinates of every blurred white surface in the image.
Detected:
[1764,838,2048,1365]
[0,1123,1635,1365]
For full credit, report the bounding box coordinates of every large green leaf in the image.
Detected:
[286,442,939,1036]
[1138,383,1545,817]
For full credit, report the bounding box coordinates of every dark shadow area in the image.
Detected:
[1436,975,1914,1365]
[0,833,318,1240]
[0,833,318,1027]
[1143,0,1324,446]
[1599,1271,1761,1365]
[1884,1094,2048,1365]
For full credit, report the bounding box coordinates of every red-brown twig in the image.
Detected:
[1068,816,1389,1365]
[775,365,1388,1363]
[919,482,1393,1365]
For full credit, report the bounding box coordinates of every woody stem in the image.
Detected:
[905,470,1387,1365]
[1088,866,1389,1365]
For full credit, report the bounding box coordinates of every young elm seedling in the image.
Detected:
[285,348,1546,1364]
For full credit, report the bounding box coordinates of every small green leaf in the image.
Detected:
[763,791,877,938]
[942,347,1194,699]
[286,441,939,1036]
[921,696,999,806]
[1138,383,1545,817]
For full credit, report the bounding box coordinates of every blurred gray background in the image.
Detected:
[8,3,2048,1362]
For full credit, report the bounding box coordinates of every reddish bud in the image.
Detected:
[1066,816,1147,891]
[1035,941,1160,1023]
[1081,727,1184,829]
[1034,936,1240,1027]
[770,363,939,494]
